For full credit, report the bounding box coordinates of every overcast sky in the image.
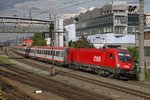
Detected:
[0,0,150,20]
[0,0,150,42]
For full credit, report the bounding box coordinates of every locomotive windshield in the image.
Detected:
[118,52,131,62]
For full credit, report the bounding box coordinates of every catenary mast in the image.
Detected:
[139,0,145,81]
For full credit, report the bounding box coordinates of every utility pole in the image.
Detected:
[49,13,55,76]
[139,0,145,81]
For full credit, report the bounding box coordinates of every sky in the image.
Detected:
[0,0,150,20]
[0,0,150,42]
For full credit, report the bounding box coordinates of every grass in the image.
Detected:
[145,73,150,81]
[0,55,11,64]
[145,67,150,82]
[0,86,6,100]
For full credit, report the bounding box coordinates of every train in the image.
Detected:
[12,46,135,80]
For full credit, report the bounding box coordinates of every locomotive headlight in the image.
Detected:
[124,65,129,68]
[117,64,120,68]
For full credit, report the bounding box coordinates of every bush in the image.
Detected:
[68,36,94,48]
[128,47,139,80]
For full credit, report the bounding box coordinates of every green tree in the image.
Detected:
[128,47,139,65]
[69,36,94,48]
[32,32,47,46]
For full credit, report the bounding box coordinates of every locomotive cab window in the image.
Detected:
[118,52,131,62]
[110,53,114,59]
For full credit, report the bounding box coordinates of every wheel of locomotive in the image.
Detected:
[73,65,79,71]
[104,70,110,77]
[92,68,97,74]
[68,64,73,69]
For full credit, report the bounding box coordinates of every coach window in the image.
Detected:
[56,51,58,56]
[46,51,47,55]
[51,51,53,55]
[51,51,55,56]
[58,51,60,56]
[47,51,50,55]
[110,53,114,59]
[44,50,46,55]
[45,51,47,55]
[56,51,60,56]
[61,52,64,57]
[62,52,64,57]
[60,52,62,57]
[47,51,49,55]
[53,51,56,56]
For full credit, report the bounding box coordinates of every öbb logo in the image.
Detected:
[93,56,101,62]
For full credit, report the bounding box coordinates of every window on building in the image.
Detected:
[145,32,150,40]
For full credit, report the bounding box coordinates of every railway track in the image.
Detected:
[7,48,150,100]
[1,50,112,100]
[0,80,36,100]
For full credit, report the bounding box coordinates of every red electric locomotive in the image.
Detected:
[65,47,134,79]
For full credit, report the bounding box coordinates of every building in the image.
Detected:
[135,13,150,72]
[64,0,139,48]
[65,24,76,42]
[23,39,33,46]
[75,0,139,36]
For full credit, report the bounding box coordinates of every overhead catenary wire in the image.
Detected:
[53,0,96,13]
[32,0,97,17]
[33,0,76,16]
[31,0,142,18]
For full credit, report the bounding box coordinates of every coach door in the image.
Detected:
[25,47,30,57]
